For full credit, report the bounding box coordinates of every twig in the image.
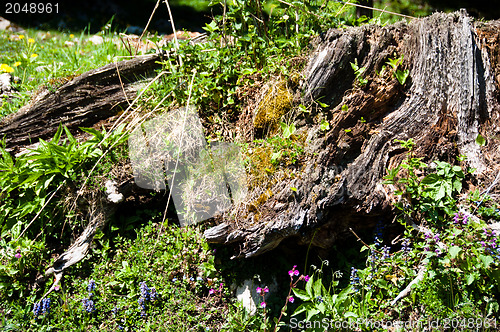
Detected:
[332,0,415,19]
[349,227,382,254]
[390,262,426,305]
[136,0,161,56]
[164,0,183,67]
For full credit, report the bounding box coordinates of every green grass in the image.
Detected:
[0,23,132,118]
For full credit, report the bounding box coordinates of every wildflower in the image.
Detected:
[350,267,360,291]
[13,61,21,67]
[41,298,51,314]
[82,298,96,313]
[382,245,391,260]
[28,38,35,44]
[196,276,203,281]
[301,275,310,282]
[260,301,267,308]
[33,302,42,317]
[150,287,157,301]
[19,35,24,39]
[54,284,60,291]
[69,34,75,39]
[14,249,21,259]
[209,288,215,295]
[433,233,440,242]
[288,296,295,303]
[282,14,289,20]
[401,238,411,255]
[263,286,269,293]
[288,265,300,277]
[30,53,38,58]
[88,279,96,293]
[140,281,150,301]
[256,287,262,294]
[172,277,178,282]
[0,64,14,73]
[315,296,323,304]
[453,212,460,224]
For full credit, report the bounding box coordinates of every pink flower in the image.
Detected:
[54,285,60,291]
[256,287,262,294]
[288,265,299,277]
[209,288,215,295]
[260,301,267,308]
[303,275,310,282]
[288,296,295,303]
[263,286,269,293]
[15,252,21,259]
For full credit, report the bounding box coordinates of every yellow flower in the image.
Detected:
[31,53,38,58]
[69,34,74,39]
[13,61,21,67]
[0,64,14,73]
[18,35,24,40]
[28,38,35,44]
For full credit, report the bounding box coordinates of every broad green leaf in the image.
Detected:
[292,288,311,301]
[480,255,494,269]
[476,134,486,146]
[448,246,461,259]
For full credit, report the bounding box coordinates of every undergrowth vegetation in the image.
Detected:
[1,1,499,331]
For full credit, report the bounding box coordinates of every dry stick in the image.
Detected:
[474,170,500,214]
[164,0,183,67]
[349,227,383,254]
[136,0,162,56]
[221,0,227,49]
[16,181,66,241]
[276,0,322,19]
[331,0,415,19]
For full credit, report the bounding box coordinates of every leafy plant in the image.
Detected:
[386,55,409,85]
[350,59,368,86]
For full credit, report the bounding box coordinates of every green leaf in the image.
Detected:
[466,273,475,285]
[448,246,461,259]
[320,119,330,131]
[292,288,311,301]
[476,134,486,146]
[480,255,494,269]
[341,104,348,112]
[317,101,329,108]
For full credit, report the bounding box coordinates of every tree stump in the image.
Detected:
[205,11,500,258]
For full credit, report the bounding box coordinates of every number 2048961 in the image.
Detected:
[5,3,59,14]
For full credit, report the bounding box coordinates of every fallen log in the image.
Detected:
[0,53,163,149]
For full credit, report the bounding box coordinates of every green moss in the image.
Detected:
[254,79,293,130]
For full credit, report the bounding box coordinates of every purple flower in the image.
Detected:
[87,279,96,293]
[288,265,300,277]
[303,275,310,282]
[15,251,21,259]
[288,296,295,303]
[263,286,269,293]
[260,302,267,308]
[33,302,41,317]
[256,287,262,294]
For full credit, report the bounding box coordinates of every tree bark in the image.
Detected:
[0,53,162,150]
[205,11,500,258]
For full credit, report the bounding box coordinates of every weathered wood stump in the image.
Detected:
[205,11,500,258]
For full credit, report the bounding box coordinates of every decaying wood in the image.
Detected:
[0,53,163,149]
[205,11,500,258]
